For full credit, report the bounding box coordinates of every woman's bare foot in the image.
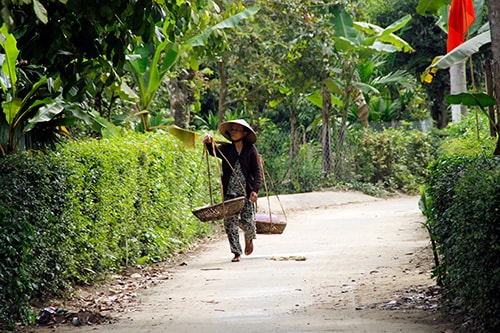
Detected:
[244,239,253,256]
[231,255,241,262]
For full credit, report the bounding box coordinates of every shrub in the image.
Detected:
[354,128,439,193]
[56,132,213,282]
[0,131,212,328]
[424,156,500,332]
[258,123,325,194]
[0,153,70,327]
[438,112,497,157]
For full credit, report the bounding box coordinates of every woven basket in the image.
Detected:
[192,196,246,222]
[255,212,286,234]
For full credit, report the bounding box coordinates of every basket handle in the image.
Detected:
[260,155,272,223]
[204,147,214,205]
[258,155,287,227]
[204,143,230,206]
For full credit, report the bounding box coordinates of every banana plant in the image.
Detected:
[328,4,413,127]
[122,6,259,147]
[421,27,490,81]
[0,23,72,156]
[300,4,413,178]
[420,0,490,82]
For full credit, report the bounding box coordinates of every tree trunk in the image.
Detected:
[449,61,468,122]
[487,0,500,155]
[483,60,498,137]
[169,77,189,128]
[217,60,228,124]
[491,62,500,155]
[169,69,195,129]
[321,81,333,176]
[334,84,353,181]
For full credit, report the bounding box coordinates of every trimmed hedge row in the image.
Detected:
[0,132,213,328]
[423,156,500,332]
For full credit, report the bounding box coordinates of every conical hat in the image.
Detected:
[218,119,257,144]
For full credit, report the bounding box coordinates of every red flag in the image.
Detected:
[447,0,475,53]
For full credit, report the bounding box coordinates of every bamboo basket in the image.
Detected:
[255,212,286,234]
[192,196,246,222]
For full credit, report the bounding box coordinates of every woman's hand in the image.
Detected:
[203,135,213,144]
[249,191,258,203]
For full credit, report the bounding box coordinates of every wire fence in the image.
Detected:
[255,117,434,195]
[256,121,357,195]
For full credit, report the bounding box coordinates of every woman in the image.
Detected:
[203,119,262,262]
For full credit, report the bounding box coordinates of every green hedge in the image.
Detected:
[0,153,69,327]
[423,156,500,332]
[0,132,213,328]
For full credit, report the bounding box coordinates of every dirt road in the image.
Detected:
[43,191,454,332]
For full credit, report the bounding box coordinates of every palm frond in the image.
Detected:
[371,69,416,91]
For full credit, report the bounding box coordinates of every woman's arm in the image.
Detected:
[247,146,262,201]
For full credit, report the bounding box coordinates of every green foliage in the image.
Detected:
[288,142,323,193]
[0,23,72,155]
[438,112,497,157]
[354,128,439,193]
[3,0,163,101]
[0,131,212,328]
[368,0,450,128]
[421,110,500,331]
[0,153,69,327]
[125,6,260,131]
[424,156,500,332]
[193,110,219,130]
[415,0,449,15]
[257,119,440,196]
[58,132,212,281]
[258,122,324,194]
